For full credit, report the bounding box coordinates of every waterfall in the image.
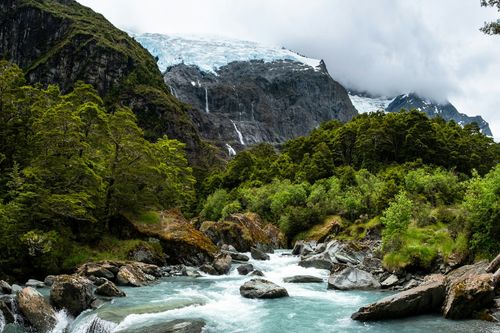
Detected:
[205,88,210,114]
[168,85,178,98]
[50,310,71,333]
[225,143,236,156]
[251,102,255,121]
[230,120,245,145]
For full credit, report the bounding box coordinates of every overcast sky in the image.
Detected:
[78,0,500,139]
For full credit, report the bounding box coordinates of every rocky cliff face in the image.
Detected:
[0,0,219,176]
[386,94,493,136]
[134,33,358,155]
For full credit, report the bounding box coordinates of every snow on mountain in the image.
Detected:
[348,92,394,114]
[131,33,322,74]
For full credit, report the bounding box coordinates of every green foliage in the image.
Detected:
[200,189,231,221]
[480,0,500,35]
[381,191,413,252]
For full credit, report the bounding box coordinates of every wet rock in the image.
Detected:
[44,275,56,287]
[95,280,126,298]
[240,279,289,299]
[221,244,237,252]
[0,280,12,294]
[25,279,45,289]
[493,268,500,287]
[442,273,495,319]
[116,264,149,287]
[250,247,270,261]
[221,250,249,262]
[199,264,218,275]
[328,267,380,290]
[182,267,202,278]
[10,284,22,294]
[298,255,333,270]
[486,253,500,273]
[77,262,121,278]
[351,275,446,321]
[85,316,116,333]
[291,241,304,255]
[250,270,264,277]
[283,275,323,283]
[237,264,254,275]
[86,266,115,280]
[128,244,165,266]
[0,300,15,324]
[115,318,206,333]
[50,275,94,317]
[18,287,57,332]
[212,253,232,275]
[380,274,399,289]
[94,277,108,286]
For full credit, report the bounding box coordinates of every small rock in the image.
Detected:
[0,280,12,294]
[283,275,323,283]
[183,267,202,278]
[250,270,264,277]
[25,279,45,288]
[95,280,126,298]
[402,279,420,290]
[240,279,289,299]
[298,257,333,270]
[222,250,250,262]
[291,241,304,255]
[251,247,270,261]
[213,253,232,275]
[44,275,56,287]
[199,264,218,275]
[381,274,399,289]
[18,287,57,332]
[237,264,254,275]
[221,244,238,253]
[116,318,206,333]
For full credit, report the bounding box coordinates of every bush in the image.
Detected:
[381,191,413,252]
[200,189,231,221]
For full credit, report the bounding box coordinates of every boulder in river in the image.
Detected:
[240,279,289,299]
[95,280,126,298]
[50,274,94,317]
[116,264,149,287]
[351,274,446,321]
[442,273,495,319]
[25,279,45,288]
[283,275,323,283]
[250,270,265,277]
[222,250,249,262]
[199,264,219,275]
[380,274,399,289]
[0,280,12,294]
[251,247,270,261]
[212,253,232,275]
[328,267,380,290]
[115,318,206,333]
[298,254,333,270]
[237,264,254,275]
[18,287,57,332]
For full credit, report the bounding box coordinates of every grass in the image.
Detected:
[293,215,342,242]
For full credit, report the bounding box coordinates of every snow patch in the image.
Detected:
[348,93,394,114]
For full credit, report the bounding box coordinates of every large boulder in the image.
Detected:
[212,253,232,275]
[115,318,206,333]
[328,267,380,290]
[200,213,285,252]
[442,273,495,319]
[221,250,249,262]
[283,275,323,283]
[25,279,45,288]
[239,279,289,299]
[199,264,218,275]
[0,280,12,294]
[128,210,217,266]
[116,264,150,287]
[298,254,333,270]
[18,287,57,332]
[251,247,270,261]
[351,275,446,321]
[95,280,126,298]
[50,275,94,317]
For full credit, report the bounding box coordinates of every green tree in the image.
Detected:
[481,0,500,34]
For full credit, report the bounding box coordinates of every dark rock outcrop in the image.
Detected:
[251,247,270,261]
[240,279,289,299]
[18,287,57,332]
[0,280,12,294]
[351,275,446,321]
[50,275,94,317]
[486,253,500,273]
[222,250,249,262]
[283,275,323,283]
[199,264,218,276]
[116,264,150,287]
[237,264,254,276]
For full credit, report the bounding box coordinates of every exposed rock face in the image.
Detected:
[283,275,323,283]
[351,275,446,321]
[95,280,126,298]
[128,244,166,266]
[237,264,254,276]
[200,213,285,252]
[328,267,380,290]
[212,253,232,275]
[442,273,495,319]
[116,264,150,287]
[251,247,270,261]
[129,210,217,266]
[239,279,289,299]
[50,275,94,317]
[18,287,57,332]
[164,60,357,154]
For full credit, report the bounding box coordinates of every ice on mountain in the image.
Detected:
[348,93,394,114]
[130,33,322,74]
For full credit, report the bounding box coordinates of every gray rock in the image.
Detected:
[25,279,45,289]
[18,287,57,332]
[183,267,202,278]
[237,264,254,275]
[199,264,218,275]
[380,274,399,289]
[222,250,249,262]
[486,253,500,273]
[44,275,56,287]
[298,257,333,270]
[250,247,270,261]
[250,270,264,277]
[115,318,206,333]
[0,300,15,324]
[10,284,22,294]
[328,267,381,290]
[239,279,288,299]
[116,264,148,287]
[291,241,304,255]
[351,275,445,321]
[95,280,126,298]
[0,280,12,294]
[94,277,108,286]
[212,253,232,275]
[402,279,420,291]
[50,275,94,317]
[221,244,238,253]
[283,275,323,283]
[86,266,115,280]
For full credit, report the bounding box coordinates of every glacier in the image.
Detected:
[131,33,322,74]
[348,93,394,114]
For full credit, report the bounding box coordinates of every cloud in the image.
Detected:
[77,0,500,138]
